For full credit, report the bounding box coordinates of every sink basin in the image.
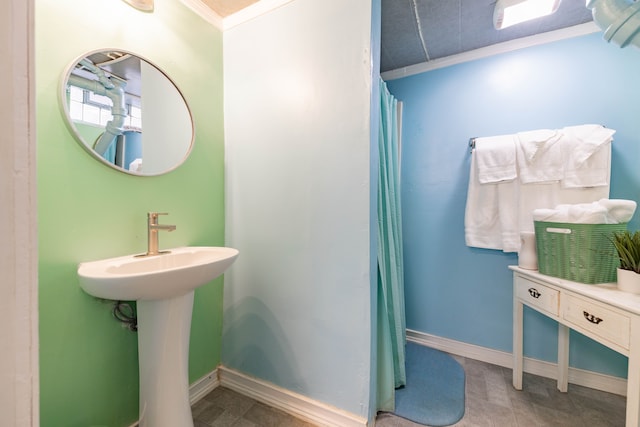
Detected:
[78,246,239,301]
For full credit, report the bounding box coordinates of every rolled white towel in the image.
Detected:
[532,208,570,223]
[598,199,637,223]
[533,201,614,224]
[567,203,608,224]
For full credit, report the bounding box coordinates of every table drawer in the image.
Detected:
[562,294,630,350]
[515,276,559,316]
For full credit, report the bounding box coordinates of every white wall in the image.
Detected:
[0,0,38,426]
[223,0,374,418]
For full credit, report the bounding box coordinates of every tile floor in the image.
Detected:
[193,354,626,427]
[192,386,316,427]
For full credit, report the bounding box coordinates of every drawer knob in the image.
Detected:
[583,311,603,324]
[528,288,541,298]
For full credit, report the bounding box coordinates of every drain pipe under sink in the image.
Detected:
[587,0,640,48]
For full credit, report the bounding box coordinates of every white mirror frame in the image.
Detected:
[60,48,195,176]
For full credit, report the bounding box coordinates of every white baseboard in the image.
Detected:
[218,366,368,427]
[189,369,221,404]
[406,329,627,396]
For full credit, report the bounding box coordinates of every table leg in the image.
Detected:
[513,298,523,390]
[557,323,569,392]
[627,318,640,426]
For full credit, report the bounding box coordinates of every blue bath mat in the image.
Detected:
[393,342,465,426]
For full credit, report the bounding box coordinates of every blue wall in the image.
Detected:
[388,32,640,378]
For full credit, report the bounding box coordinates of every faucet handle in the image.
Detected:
[148,212,169,218]
[148,212,169,225]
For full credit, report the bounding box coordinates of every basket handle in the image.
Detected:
[546,227,572,234]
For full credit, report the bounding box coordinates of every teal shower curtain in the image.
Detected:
[377,78,406,412]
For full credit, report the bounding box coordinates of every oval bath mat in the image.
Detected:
[393,342,465,426]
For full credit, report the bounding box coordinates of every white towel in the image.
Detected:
[517,129,561,163]
[465,153,520,252]
[466,131,611,252]
[516,132,564,184]
[531,208,561,222]
[539,203,608,224]
[532,199,636,224]
[561,125,615,188]
[518,183,609,231]
[474,135,517,184]
[598,199,637,223]
[466,178,610,251]
[563,124,616,165]
[562,142,611,188]
[568,202,609,223]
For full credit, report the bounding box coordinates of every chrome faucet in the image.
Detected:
[144,212,176,256]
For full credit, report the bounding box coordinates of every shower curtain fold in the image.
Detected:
[377,78,406,412]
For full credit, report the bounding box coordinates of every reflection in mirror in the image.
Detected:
[61,50,194,176]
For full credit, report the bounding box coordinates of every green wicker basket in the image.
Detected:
[534,221,628,284]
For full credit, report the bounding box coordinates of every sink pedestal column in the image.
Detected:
[137,291,195,427]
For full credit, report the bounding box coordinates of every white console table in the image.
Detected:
[511,266,640,426]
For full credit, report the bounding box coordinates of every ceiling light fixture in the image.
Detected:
[494,0,561,30]
[122,0,154,12]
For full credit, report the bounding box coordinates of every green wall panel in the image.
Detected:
[36,0,224,425]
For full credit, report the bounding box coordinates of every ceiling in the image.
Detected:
[200,0,260,17]
[380,0,594,72]
[198,0,595,72]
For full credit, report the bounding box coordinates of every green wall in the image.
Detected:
[36,0,224,425]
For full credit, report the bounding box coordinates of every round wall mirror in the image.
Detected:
[60,49,194,176]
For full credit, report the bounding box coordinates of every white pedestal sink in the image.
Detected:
[78,246,239,427]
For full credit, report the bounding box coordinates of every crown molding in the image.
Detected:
[223,0,295,30]
[382,22,601,81]
[180,0,296,31]
[179,0,224,30]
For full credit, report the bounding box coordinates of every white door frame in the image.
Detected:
[0,0,39,425]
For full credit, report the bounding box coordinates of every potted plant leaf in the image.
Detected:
[611,230,640,294]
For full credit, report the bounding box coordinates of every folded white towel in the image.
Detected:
[465,152,520,252]
[562,142,611,188]
[563,124,616,165]
[517,129,561,163]
[516,134,564,184]
[561,125,615,188]
[465,128,614,252]
[474,135,517,184]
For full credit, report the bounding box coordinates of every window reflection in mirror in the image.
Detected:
[61,50,194,176]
